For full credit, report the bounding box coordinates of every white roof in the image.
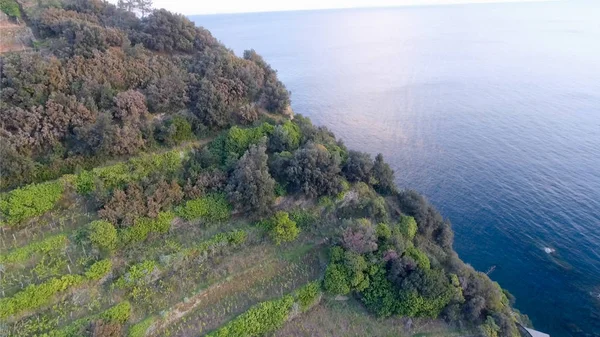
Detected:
[525,328,550,337]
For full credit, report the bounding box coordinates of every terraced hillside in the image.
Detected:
[1,1,532,336]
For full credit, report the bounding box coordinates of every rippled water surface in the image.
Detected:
[192,2,600,335]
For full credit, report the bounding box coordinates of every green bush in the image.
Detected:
[115,260,158,289]
[398,215,417,240]
[376,223,392,240]
[100,301,131,323]
[128,316,155,337]
[175,193,231,222]
[223,123,274,157]
[89,220,118,252]
[85,259,112,280]
[0,181,64,225]
[206,295,294,337]
[0,0,20,18]
[295,281,321,312]
[47,302,131,337]
[0,234,67,264]
[75,170,95,194]
[288,208,318,228]
[120,211,175,244]
[268,211,299,245]
[324,263,351,295]
[82,149,185,191]
[0,274,84,318]
[405,246,430,270]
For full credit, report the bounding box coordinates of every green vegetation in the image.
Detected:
[0,181,64,225]
[175,193,231,222]
[88,220,118,252]
[0,234,67,264]
[0,1,526,336]
[0,0,20,18]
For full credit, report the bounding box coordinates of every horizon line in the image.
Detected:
[184,0,559,17]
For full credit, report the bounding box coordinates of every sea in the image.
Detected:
[191,1,600,336]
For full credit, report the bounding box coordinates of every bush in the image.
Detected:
[295,281,321,312]
[120,211,175,244]
[85,259,113,281]
[405,246,430,270]
[115,260,158,289]
[175,193,231,222]
[128,316,155,337]
[324,263,351,295]
[0,234,67,264]
[89,220,118,252]
[100,301,131,324]
[0,274,84,318]
[0,181,64,225]
[399,215,418,240]
[267,211,299,245]
[75,170,95,194]
[206,295,295,337]
[0,0,20,18]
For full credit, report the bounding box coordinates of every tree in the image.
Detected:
[226,142,275,214]
[135,0,153,17]
[341,219,378,254]
[342,150,373,183]
[88,220,118,252]
[285,142,342,197]
[372,153,395,194]
[268,211,299,245]
[398,215,418,240]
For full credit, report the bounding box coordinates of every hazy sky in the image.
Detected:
[133,0,555,15]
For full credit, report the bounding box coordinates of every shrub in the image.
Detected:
[128,316,155,337]
[85,259,113,281]
[175,193,231,222]
[100,301,131,324]
[120,211,175,244]
[75,170,95,194]
[324,263,351,295]
[223,123,274,158]
[399,215,418,240]
[0,234,67,264]
[0,181,64,225]
[206,295,295,337]
[0,0,20,18]
[295,281,321,312]
[115,260,158,289]
[89,220,118,252]
[0,274,84,318]
[266,211,299,245]
[405,246,430,270]
[376,223,392,240]
[289,208,318,228]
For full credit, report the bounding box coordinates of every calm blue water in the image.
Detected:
[191,2,600,336]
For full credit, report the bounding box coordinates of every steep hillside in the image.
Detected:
[0,1,531,337]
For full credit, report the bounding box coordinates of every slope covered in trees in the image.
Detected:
[0,1,530,336]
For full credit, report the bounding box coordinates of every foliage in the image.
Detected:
[89,220,118,252]
[0,234,67,264]
[268,121,301,152]
[405,246,431,270]
[372,153,395,194]
[226,142,275,214]
[206,295,295,337]
[0,181,64,225]
[84,259,113,281]
[175,193,231,222]
[0,274,84,318]
[267,211,300,245]
[128,316,155,337]
[0,0,20,18]
[284,142,343,197]
[342,150,373,183]
[295,281,321,312]
[398,215,418,240]
[119,211,175,244]
[341,218,378,254]
[324,263,351,295]
[376,223,392,240]
[100,301,132,324]
[157,116,194,146]
[288,208,318,228]
[115,260,158,290]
